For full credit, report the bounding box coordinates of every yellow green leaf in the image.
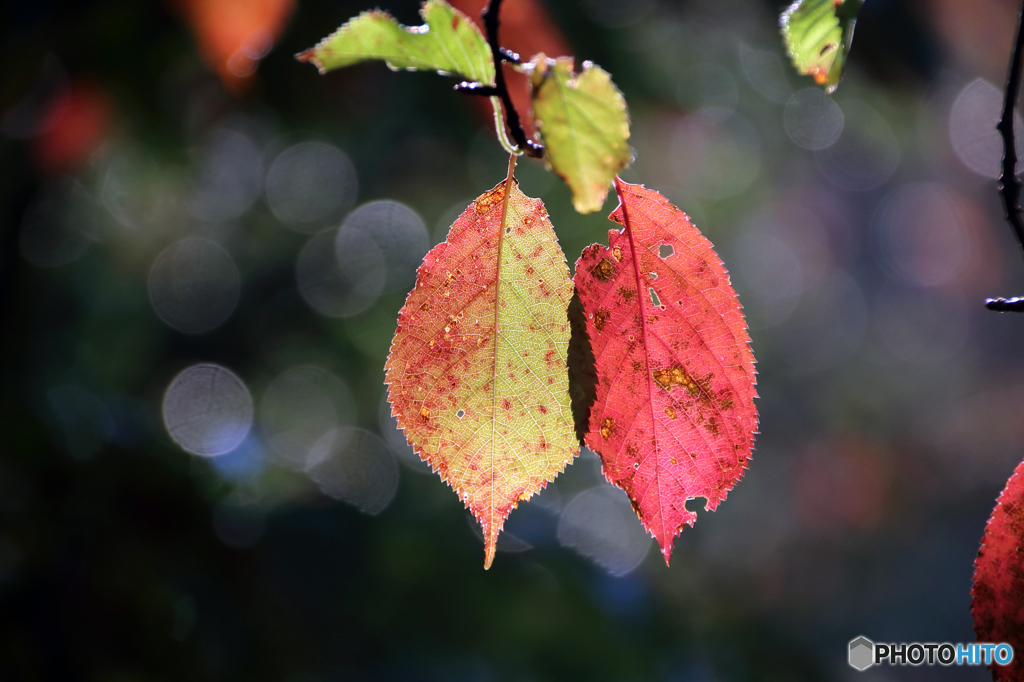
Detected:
[385,158,577,569]
[296,0,494,86]
[529,54,631,214]
[780,0,861,94]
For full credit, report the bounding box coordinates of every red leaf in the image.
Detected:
[33,81,111,174]
[573,178,758,564]
[973,458,1024,680]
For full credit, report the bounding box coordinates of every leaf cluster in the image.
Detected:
[298,0,758,568]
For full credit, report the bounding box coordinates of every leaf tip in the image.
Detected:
[294,49,325,74]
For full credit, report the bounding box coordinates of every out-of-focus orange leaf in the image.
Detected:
[176,0,296,93]
[449,0,569,138]
[33,81,111,174]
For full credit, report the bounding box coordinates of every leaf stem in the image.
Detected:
[987,0,1024,312]
[481,0,544,158]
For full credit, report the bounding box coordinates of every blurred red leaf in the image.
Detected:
[574,179,758,564]
[33,81,111,174]
[449,0,569,138]
[176,0,296,93]
[973,457,1024,681]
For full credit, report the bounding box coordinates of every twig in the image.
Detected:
[479,0,543,158]
[988,0,1024,312]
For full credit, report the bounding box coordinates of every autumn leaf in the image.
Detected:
[528,54,631,214]
[972,458,1024,680]
[780,0,861,94]
[296,0,494,86]
[177,0,296,93]
[385,157,577,569]
[33,80,112,174]
[573,178,758,564]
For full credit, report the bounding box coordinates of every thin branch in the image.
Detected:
[988,0,1024,312]
[481,0,543,158]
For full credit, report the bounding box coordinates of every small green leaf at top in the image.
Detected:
[528,54,631,214]
[297,0,494,86]
[780,0,862,94]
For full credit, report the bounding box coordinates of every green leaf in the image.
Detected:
[296,0,494,86]
[528,54,631,214]
[780,0,862,94]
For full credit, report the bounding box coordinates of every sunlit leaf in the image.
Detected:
[780,0,861,94]
[528,54,631,214]
[973,458,1024,681]
[296,0,494,86]
[574,179,758,564]
[385,160,577,569]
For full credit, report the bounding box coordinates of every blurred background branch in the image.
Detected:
[987,0,1024,312]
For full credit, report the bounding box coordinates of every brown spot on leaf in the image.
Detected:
[652,366,702,396]
[502,398,512,410]
[618,286,635,302]
[474,186,504,214]
[600,417,614,439]
[592,258,615,282]
[419,407,431,421]
[594,308,610,332]
[664,406,676,419]
[612,245,623,261]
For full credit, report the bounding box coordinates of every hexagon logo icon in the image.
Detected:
[849,636,874,671]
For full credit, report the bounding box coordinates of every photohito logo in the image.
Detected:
[848,636,1014,671]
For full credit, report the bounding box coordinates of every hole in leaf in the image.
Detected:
[649,272,658,280]
[456,409,465,419]
[505,227,511,234]
[649,288,661,307]
[658,244,674,259]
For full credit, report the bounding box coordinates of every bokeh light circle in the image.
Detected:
[162,364,254,457]
[148,237,241,334]
[784,88,844,150]
[265,141,357,232]
[296,228,386,317]
[307,428,399,515]
[188,129,263,222]
[558,485,652,576]
[260,366,355,469]
[342,200,429,294]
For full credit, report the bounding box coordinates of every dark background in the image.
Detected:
[2,0,1023,679]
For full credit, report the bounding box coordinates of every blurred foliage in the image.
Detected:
[1,0,1024,680]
